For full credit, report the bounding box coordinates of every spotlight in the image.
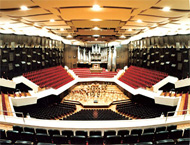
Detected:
[163,7,170,12]
[92,4,101,11]
[20,5,28,11]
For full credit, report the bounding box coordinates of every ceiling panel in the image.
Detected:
[155,0,190,9]
[0,0,35,8]
[71,20,123,28]
[60,8,131,21]
[141,9,187,17]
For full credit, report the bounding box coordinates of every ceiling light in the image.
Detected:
[92,4,101,11]
[95,39,98,41]
[60,28,64,31]
[67,34,72,38]
[137,19,142,23]
[128,29,132,31]
[93,26,100,30]
[162,7,170,12]
[152,24,158,27]
[50,19,55,22]
[91,19,102,22]
[120,35,126,38]
[20,5,28,11]
[93,34,100,37]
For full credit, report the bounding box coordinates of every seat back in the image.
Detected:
[131,129,143,136]
[118,130,129,137]
[89,131,101,136]
[105,135,122,144]
[36,133,51,143]
[156,139,175,144]
[76,130,88,138]
[0,129,6,139]
[24,127,35,134]
[88,135,103,144]
[48,129,60,137]
[61,130,74,137]
[6,130,21,142]
[13,126,24,133]
[36,129,47,135]
[70,135,86,144]
[123,134,139,144]
[52,134,68,144]
[21,132,35,142]
[104,130,116,138]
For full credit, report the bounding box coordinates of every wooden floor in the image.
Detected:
[177,93,190,115]
[0,94,3,115]
[0,94,13,116]
[63,84,129,106]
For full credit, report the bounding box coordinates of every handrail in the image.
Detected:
[165,109,190,122]
[0,109,189,125]
[0,110,25,123]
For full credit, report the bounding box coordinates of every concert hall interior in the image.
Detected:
[0,0,190,144]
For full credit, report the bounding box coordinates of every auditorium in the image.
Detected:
[0,0,190,144]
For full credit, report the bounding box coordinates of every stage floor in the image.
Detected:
[62,83,129,108]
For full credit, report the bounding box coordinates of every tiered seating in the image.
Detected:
[15,102,76,119]
[116,100,176,119]
[0,125,189,144]
[71,68,118,78]
[64,109,128,120]
[119,66,168,89]
[23,66,74,89]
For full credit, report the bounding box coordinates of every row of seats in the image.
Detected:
[64,109,128,120]
[116,99,176,119]
[23,65,74,89]
[0,125,189,144]
[16,103,76,119]
[119,65,168,89]
[71,68,118,78]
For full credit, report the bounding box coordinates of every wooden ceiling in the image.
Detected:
[0,0,190,44]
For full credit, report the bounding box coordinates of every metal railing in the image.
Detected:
[0,109,189,125]
[0,110,25,123]
[165,109,190,122]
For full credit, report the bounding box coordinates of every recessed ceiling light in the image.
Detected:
[92,4,101,11]
[137,19,142,23]
[50,19,55,22]
[60,28,64,31]
[120,35,126,38]
[20,5,28,11]
[162,7,170,12]
[67,34,72,38]
[91,19,102,22]
[128,29,132,31]
[93,34,100,37]
[93,26,100,30]
[152,24,158,27]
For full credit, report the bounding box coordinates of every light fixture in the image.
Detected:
[95,39,98,41]
[67,34,72,38]
[152,23,158,27]
[137,19,142,23]
[50,19,55,22]
[92,26,100,30]
[93,34,100,37]
[162,7,170,12]
[128,29,132,31]
[60,28,64,31]
[91,19,102,22]
[120,35,126,38]
[20,5,28,11]
[92,4,101,11]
